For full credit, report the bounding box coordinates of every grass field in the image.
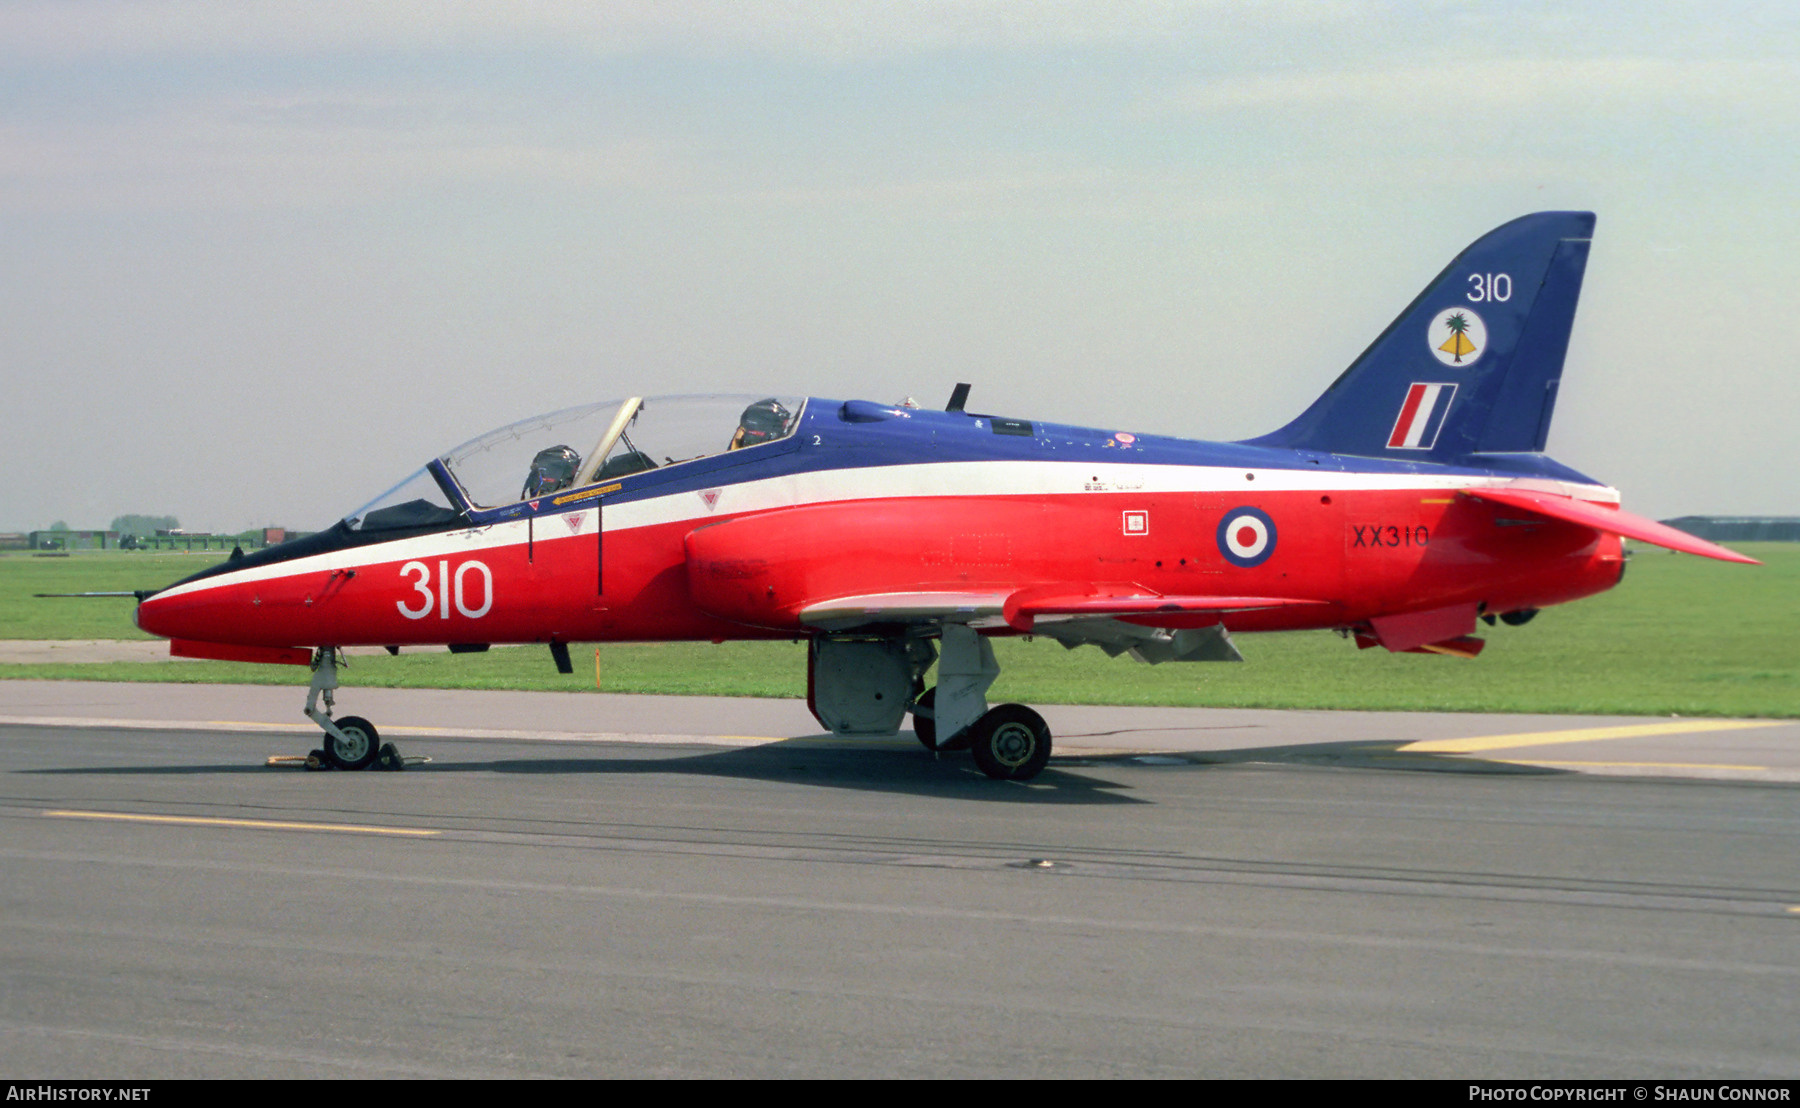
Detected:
[1,544,1794,717]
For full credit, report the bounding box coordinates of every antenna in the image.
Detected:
[946,383,971,413]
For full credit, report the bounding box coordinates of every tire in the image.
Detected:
[967,704,1052,781]
[323,715,380,771]
[913,687,974,752]
[912,687,937,750]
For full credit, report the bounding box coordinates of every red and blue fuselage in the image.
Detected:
[134,394,1629,653]
[141,213,1757,661]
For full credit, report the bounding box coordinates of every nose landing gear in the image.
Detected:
[303,648,407,771]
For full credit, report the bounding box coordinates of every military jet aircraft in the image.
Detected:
[133,211,1754,780]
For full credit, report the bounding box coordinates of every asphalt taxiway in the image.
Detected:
[1,681,1796,1077]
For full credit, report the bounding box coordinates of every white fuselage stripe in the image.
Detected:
[149,460,1618,602]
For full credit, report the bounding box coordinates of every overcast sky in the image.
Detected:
[2,0,1795,533]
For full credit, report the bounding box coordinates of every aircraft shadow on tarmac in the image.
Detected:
[18,728,1569,805]
[429,734,1574,798]
[423,737,1155,805]
[1114,738,1571,776]
[22,738,1145,805]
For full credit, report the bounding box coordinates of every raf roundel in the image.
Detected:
[1217,507,1277,568]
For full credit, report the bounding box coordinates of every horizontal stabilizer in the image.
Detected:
[1460,488,1760,564]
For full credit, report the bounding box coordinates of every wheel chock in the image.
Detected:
[262,750,332,770]
[265,745,430,770]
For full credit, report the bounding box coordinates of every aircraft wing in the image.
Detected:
[799,591,1010,631]
[799,588,1322,633]
[1460,487,1759,565]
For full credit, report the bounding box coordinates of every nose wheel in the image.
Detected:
[322,715,380,770]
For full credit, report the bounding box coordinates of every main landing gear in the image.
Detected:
[303,648,406,771]
[915,696,1053,780]
[914,695,1054,781]
[808,625,1056,781]
[909,625,1053,782]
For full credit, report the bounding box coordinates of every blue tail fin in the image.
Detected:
[1246,212,1595,460]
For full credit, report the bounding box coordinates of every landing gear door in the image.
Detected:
[807,637,934,735]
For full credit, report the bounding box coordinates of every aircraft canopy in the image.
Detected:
[343,395,805,529]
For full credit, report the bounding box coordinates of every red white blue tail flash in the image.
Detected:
[1387,383,1458,450]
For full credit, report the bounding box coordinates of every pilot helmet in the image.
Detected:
[522,444,581,499]
[735,398,792,446]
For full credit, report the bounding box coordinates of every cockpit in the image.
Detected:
[343,394,805,532]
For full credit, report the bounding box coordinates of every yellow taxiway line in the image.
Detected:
[1400,719,1785,755]
[1491,759,1770,772]
[44,809,439,837]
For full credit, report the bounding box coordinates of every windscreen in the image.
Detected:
[342,467,463,532]
[438,399,625,509]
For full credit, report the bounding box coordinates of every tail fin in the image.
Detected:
[1246,212,1595,460]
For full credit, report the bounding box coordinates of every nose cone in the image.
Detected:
[132,524,389,648]
[133,584,199,641]
[133,558,255,643]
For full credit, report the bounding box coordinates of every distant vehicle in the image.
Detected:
[134,212,1754,779]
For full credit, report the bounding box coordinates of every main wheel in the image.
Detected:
[912,687,974,752]
[323,715,380,771]
[968,704,1052,781]
[912,687,937,750]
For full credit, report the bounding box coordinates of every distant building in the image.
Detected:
[263,527,287,545]
[0,533,28,551]
[1660,517,1800,542]
[28,530,122,550]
